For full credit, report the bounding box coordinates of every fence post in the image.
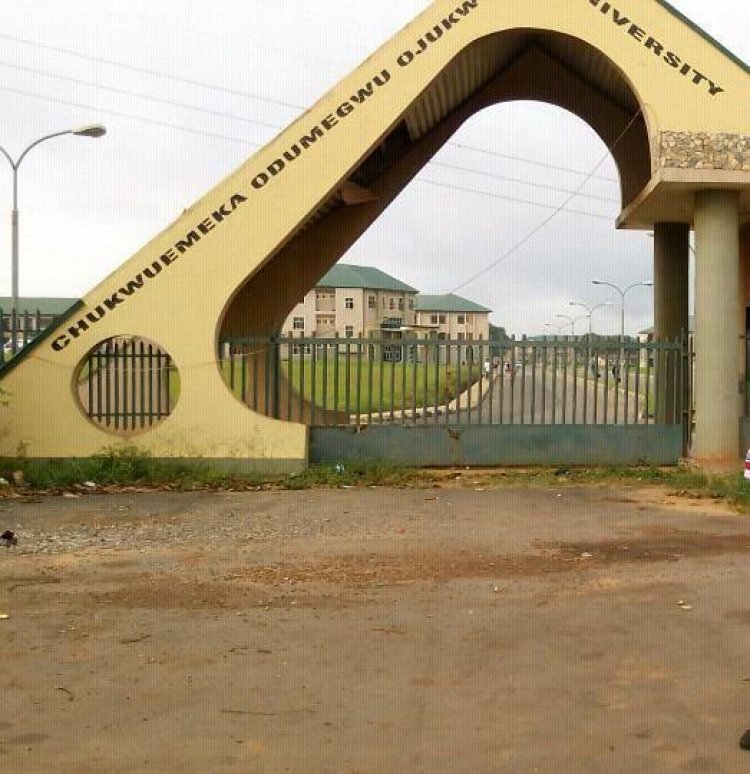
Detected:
[272,332,281,420]
[10,308,17,354]
[682,331,693,455]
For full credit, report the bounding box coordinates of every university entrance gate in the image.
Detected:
[0,0,746,471]
[213,335,690,466]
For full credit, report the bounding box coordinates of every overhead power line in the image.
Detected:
[417,179,613,221]
[0,85,622,224]
[1,67,626,227]
[429,160,620,203]
[70,0,352,67]
[0,85,265,147]
[0,32,305,112]
[448,141,620,183]
[0,60,286,132]
[0,59,625,208]
[449,110,644,294]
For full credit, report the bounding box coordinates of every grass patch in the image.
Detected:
[537,465,750,511]
[0,448,428,492]
[2,451,750,511]
[282,460,430,490]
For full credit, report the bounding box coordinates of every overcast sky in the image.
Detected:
[0,0,746,336]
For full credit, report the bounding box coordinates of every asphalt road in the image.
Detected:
[464,366,648,426]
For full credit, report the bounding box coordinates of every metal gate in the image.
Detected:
[219,335,691,467]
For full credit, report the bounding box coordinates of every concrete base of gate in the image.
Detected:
[310,426,684,467]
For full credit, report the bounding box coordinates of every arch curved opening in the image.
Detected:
[218,27,652,355]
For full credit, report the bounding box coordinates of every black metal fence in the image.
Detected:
[1,307,54,355]
[218,335,691,437]
[78,337,178,433]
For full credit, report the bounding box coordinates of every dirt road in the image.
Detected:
[1,484,749,772]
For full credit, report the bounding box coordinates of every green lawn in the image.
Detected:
[221,355,482,414]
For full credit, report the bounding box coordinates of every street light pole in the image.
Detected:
[555,314,576,336]
[0,124,106,350]
[544,322,566,338]
[592,279,653,379]
[591,279,653,342]
[569,300,613,338]
[555,313,587,337]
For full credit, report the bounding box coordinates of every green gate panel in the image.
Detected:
[310,425,683,466]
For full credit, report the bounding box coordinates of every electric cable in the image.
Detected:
[0,32,305,111]
[0,61,289,132]
[417,179,614,221]
[449,109,645,294]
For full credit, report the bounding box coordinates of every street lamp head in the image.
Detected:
[591,280,603,285]
[641,281,654,287]
[72,124,107,138]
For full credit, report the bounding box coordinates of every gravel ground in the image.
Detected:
[1,483,750,772]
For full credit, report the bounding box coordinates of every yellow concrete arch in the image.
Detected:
[1,0,748,468]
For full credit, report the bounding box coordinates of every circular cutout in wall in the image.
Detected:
[77,336,180,435]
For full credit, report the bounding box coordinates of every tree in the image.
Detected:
[489,324,510,343]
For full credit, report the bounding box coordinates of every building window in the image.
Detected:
[398,297,404,310]
[345,297,354,310]
[467,333,474,341]
[368,295,376,309]
[457,332,465,341]
[293,317,305,330]
[345,326,354,338]
[430,314,438,325]
[439,315,446,324]
[389,298,395,310]
[408,298,414,310]
[457,315,466,325]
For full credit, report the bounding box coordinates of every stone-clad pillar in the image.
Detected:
[653,223,690,424]
[694,190,741,461]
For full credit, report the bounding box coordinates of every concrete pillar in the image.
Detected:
[653,223,690,424]
[654,223,690,339]
[694,190,741,461]
[741,225,750,414]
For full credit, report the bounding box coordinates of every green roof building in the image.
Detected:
[282,264,419,340]
[414,293,492,314]
[316,264,417,293]
[413,293,491,342]
[282,265,493,343]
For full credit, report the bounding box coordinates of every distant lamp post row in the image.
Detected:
[553,313,588,336]
[0,124,106,343]
[568,300,613,337]
[591,279,653,341]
